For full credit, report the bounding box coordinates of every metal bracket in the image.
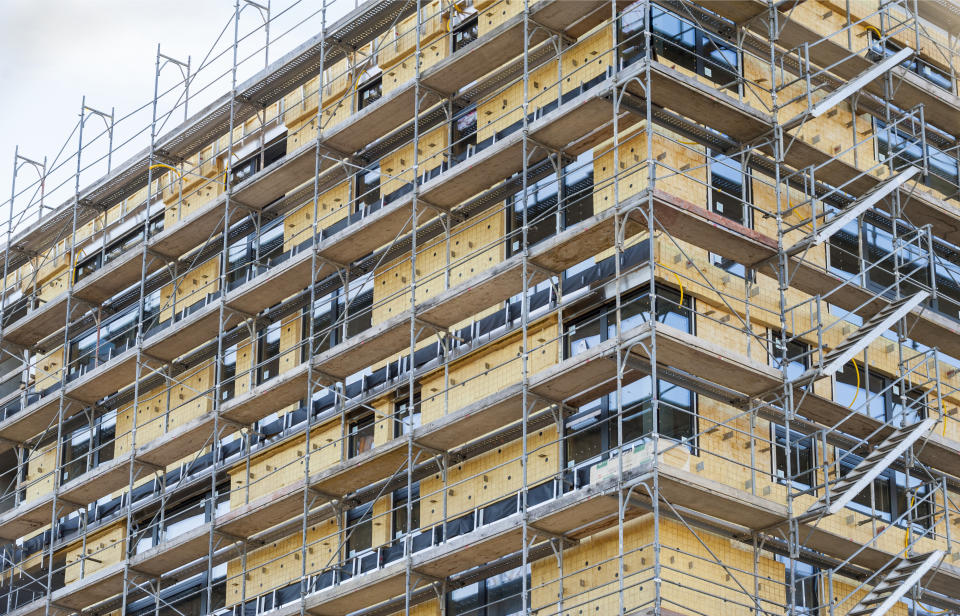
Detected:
[417,197,466,225]
[528,18,575,45]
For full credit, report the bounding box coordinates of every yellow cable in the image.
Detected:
[69,163,180,285]
[148,162,181,179]
[847,359,860,409]
[655,261,684,308]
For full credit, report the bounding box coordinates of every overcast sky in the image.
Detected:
[0,0,349,237]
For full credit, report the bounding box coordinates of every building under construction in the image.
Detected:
[1,0,960,614]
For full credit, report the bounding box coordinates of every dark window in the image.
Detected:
[394,393,421,438]
[868,32,953,92]
[349,414,375,458]
[345,503,373,559]
[837,452,893,520]
[61,411,116,483]
[650,5,739,91]
[834,363,892,423]
[256,320,281,384]
[131,486,228,556]
[68,290,161,379]
[303,290,339,359]
[768,330,809,381]
[876,119,958,198]
[392,483,420,539]
[618,1,647,68]
[446,564,529,616]
[128,573,226,616]
[776,555,819,613]
[343,288,373,340]
[507,151,594,255]
[452,15,478,52]
[230,139,287,186]
[708,149,752,278]
[451,107,477,166]
[773,427,815,489]
[827,208,960,323]
[564,287,695,487]
[354,162,381,215]
[834,451,932,529]
[221,344,237,402]
[357,75,382,111]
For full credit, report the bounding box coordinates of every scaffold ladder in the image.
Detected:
[782,46,914,130]
[785,166,920,257]
[808,416,936,518]
[847,550,944,616]
[792,291,929,383]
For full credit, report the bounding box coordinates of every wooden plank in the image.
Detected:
[73,248,166,305]
[129,524,214,577]
[635,60,774,143]
[64,348,139,404]
[309,439,409,497]
[0,493,53,541]
[143,302,241,362]
[0,393,71,444]
[135,411,220,468]
[313,314,423,381]
[3,294,69,347]
[149,193,233,259]
[216,481,307,538]
[49,563,124,610]
[225,248,316,316]
[220,361,310,425]
[57,454,132,507]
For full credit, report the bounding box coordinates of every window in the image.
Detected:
[768,330,809,381]
[446,564,529,616]
[256,320,281,384]
[565,286,691,359]
[827,208,960,322]
[834,363,927,426]
[349,414,375,458]
[773,426,815,489]
[507,151,594,256]
[834,451,932,528]
[68,290,161,379]
[303,290,339,359]
[451,106,477,166]
[876,119,958,198]
[708,149,753,278]
[61,410,116,483]
[452,15,478,52]
[650,5,740,91]
[564,287,695,486]
[131,486,228,556]
[220,344,237,402]
[345,503,374,574]
[618,1,647,68]
[775,555,819,613]
[229,138,287,186]
[127,569,227,616]
[393,393,421,438]
[392,483,420,539]
[354,162,381,214]
[868,32,953,92]
[343,287,373,340]
[75,215,165,284]
[357,75,382,111]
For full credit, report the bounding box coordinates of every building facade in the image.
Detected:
[1,0,960,614]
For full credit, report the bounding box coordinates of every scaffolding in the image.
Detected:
[0,0,960,615]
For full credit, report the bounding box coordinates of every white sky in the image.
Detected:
[0,0,351,238]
